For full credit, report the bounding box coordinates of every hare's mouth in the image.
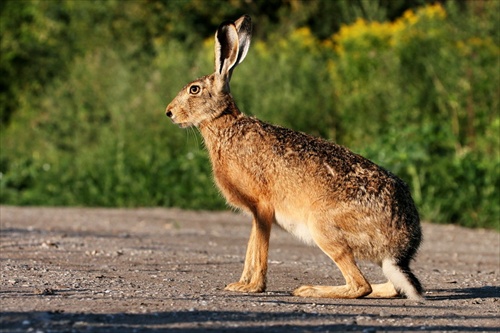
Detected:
[177,122,194,129]
[167,116,193,128]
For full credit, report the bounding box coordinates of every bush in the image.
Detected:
[327,3,499,228]
[1,2,498,229]
[0,44,225,209]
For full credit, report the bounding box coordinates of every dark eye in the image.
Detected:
[189,85,201,94]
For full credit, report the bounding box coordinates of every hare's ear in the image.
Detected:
[214,21,240,85]
[214,15,252,90]
[233,15,252,66]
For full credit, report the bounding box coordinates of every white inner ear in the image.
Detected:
[214,24,239,77]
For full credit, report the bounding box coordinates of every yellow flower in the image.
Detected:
[327,3,450,56]
[396,3,446,29]
[290,27,317,49]
[402,9,418,26]
[422,3,447,19]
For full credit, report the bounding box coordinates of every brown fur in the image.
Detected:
[166,15,424,300]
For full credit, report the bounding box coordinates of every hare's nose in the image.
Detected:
[165,107,173,118]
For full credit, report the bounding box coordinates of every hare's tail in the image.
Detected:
[382,258,424,301]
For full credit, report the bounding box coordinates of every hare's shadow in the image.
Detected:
[428,286,499,300]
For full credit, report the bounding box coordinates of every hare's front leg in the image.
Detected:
[225,210,272,293]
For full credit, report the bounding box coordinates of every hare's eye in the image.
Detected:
[189,85,201,95]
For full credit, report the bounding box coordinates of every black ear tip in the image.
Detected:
[238,15,251,26]
[218,20,235,30]
[219,15,252,32]
[234,14,252,35]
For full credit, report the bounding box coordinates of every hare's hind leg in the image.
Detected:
[293,248,371,298]
[293,227,372,299]
[225,208,273,293]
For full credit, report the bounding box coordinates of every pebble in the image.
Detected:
[379,310,392,318]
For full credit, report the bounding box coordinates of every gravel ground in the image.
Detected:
[1,206,499,332]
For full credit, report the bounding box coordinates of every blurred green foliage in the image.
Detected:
[0,0,498,229]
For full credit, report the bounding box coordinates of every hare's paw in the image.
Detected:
[293,285,322,297]
[366,282,399,298]
[293,284,371,299]
[225,281,265,293]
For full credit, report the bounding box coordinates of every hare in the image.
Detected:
[166,15,423,300]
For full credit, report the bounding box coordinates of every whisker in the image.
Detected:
[183,126,203,150]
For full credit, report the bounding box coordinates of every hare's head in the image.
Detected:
[166,15,252,128]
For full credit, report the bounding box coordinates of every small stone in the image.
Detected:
[379,310,392,318]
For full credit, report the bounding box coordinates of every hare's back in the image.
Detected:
[255,120,415,209]
[259,121,386,178]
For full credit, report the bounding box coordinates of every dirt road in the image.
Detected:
[1,206,498,332]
